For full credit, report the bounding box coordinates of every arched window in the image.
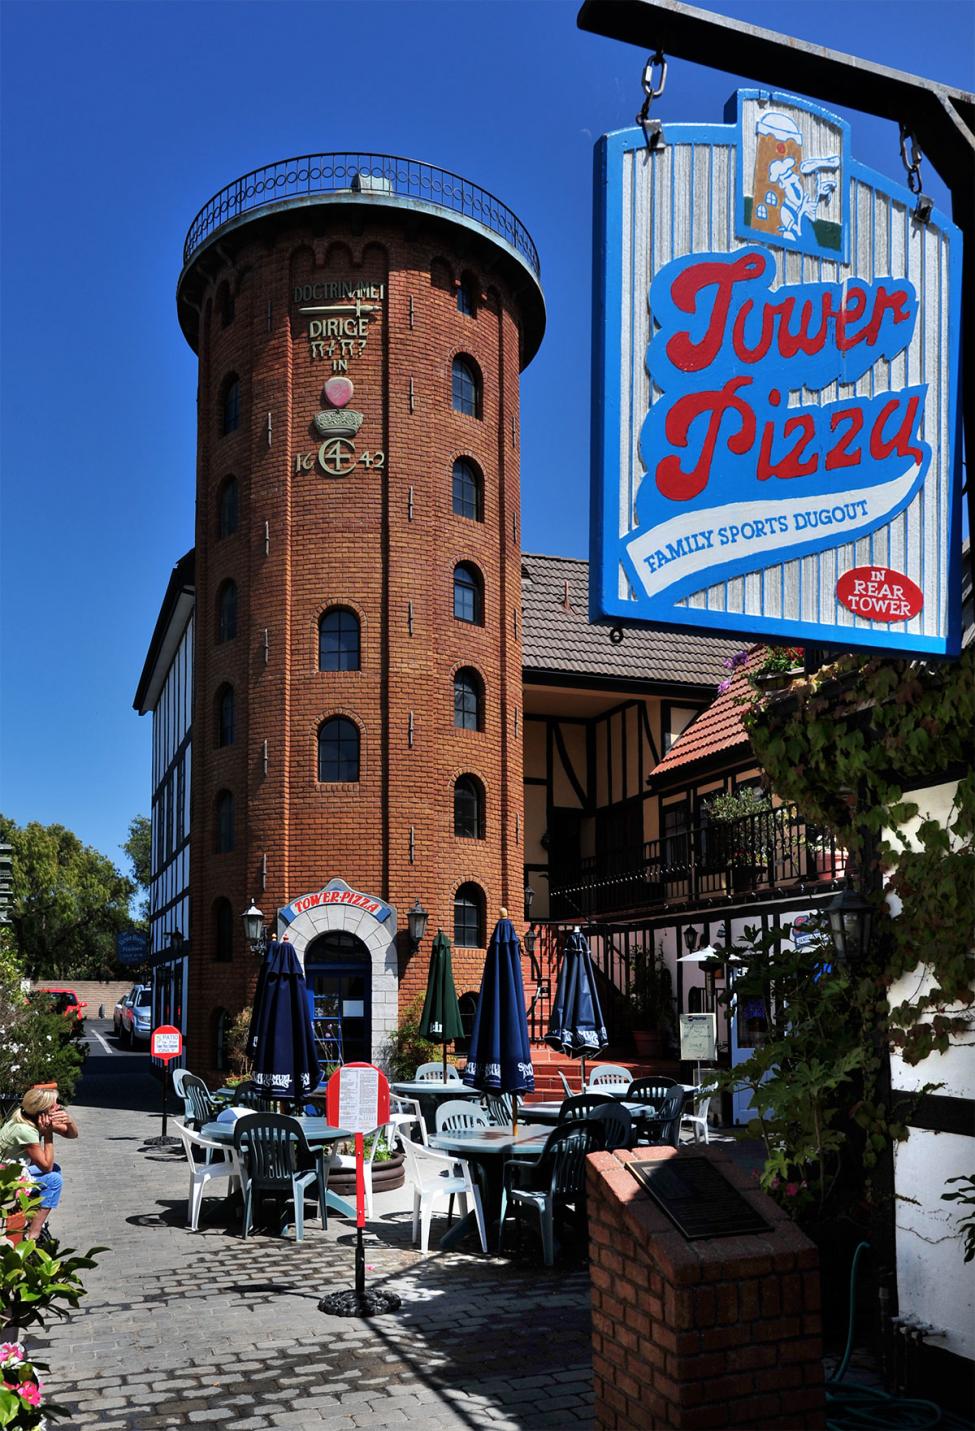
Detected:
[451,356,481,418]
[454,669,484,731]
[453,563,483,625]
[221,374,240,435]
[451,459,483,521]
[319,607,360,671]
[213,898,233,962]
[455,991,479,1053]
[454,775,485,839]
[218,476,239,537]
[215,790,235,853]
[318,717,360,783]
[217,580,237,642]
[454,885,486,948]
[216,684,235,747]
[457,275,477,317]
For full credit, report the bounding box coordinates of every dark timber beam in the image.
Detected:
[577,0,975,606]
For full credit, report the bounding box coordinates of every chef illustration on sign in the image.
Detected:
[750,110,839,246]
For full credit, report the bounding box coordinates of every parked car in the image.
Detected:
[120,984,153,1048]
[113,988,136,1038]
[29,987,86,1021]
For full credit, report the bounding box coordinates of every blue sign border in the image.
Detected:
[589,114,963,658]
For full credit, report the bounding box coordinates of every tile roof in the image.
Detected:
[520,552,743,689]
[648,648,762,781]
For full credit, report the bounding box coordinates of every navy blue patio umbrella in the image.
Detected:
[249,939,321,1103]
[463,914,534,1129]
[544,928,608,1093]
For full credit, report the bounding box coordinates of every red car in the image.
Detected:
[29,987,87,1020]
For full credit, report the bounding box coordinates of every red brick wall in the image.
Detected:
[588,1146,825,1429]
[180,206,533,1074]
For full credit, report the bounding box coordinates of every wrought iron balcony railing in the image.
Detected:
[549,803,844,920]
[183,152,541,277]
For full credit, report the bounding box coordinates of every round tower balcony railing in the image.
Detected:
[182,151,541,278]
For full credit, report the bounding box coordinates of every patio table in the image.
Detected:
[390,1079,483,1135]
[428,1123,548,1252]
[200,1116,356,1218]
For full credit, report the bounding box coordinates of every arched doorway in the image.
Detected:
[304,930,372,1065]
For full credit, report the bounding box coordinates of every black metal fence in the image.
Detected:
[549,803,843,921]
[183,152,540,276]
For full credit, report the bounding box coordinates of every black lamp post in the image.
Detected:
[407,898,429,952]
[683,926,698,953]
[524,884,535,922]
[823,886,874,966]
[242,899,268,956]
[523,924,537,958]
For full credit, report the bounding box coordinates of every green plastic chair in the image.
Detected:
[481,1092,513,1126]
[499,1119,607,1266]
[178,1073,218,1131]
[630,1086,685,1147]
[232,1113,327,1241]
[557,1093,617,1123]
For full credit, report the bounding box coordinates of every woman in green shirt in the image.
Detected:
[0,1087,78,1240]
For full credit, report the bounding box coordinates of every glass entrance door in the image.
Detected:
[304,931,371,1066]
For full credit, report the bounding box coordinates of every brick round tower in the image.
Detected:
[176,156,544,1073]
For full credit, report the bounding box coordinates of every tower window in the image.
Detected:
[221,375,240,435]
[454,775,485,839]
[318,717,360,783]
[217,580,237,643]
[319,608,361,672]
[218,477,239,537]
[454,669,484,731]
[215,790,235,853]
[457,276,477,317]
[453,563,483,625]
[216,684,235,747]
[454,883,486,947]
[452,459,483,521]
[451,356,481,418]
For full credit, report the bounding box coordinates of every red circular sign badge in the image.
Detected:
[836,566,923,623]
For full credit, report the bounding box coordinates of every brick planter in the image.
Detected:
[587,1145,825,1429]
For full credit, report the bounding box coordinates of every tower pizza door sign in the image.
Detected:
[590,89,963,658]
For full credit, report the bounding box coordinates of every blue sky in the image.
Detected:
[1,0,972,869]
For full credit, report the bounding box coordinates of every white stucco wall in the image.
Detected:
[885,779,974,1362]
[279,889,399,1063]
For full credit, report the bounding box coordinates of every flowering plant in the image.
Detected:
[716,649,749,695]
[755,645,804,677]
[0,1340,61,1428]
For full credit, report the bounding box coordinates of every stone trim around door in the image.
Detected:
[278,880,399,1062]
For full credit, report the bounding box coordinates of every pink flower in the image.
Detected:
[785,1182,800,1198]
[717,678,732,694]
[769,1177,781,1190]
[0,1343,23,1366]
[18,1380,42,1407]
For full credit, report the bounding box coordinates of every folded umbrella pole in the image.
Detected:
[250,940,321,1108]
[544,928,608,1094]
[463,914,535,1132]
[418,930,464,1081]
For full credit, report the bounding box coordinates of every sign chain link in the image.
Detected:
[636,51,668,152]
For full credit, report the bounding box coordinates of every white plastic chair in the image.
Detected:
[435,1100,489,1133]
[557,1069,576,1098]
[388,1095,427,1148]
[400,1135,488,1254]
[415,1062,461,1082]
[588,1064,633,1092]
[173,1121,241,1231]
[682,1085,717,1144]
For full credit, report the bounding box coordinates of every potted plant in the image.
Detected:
[327,1130,405,1196]
[750,645,805,691]
[630,945,676,1058]
[705,787,774,888]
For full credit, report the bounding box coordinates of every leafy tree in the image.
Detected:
[121,813,151,926]
[0,815,134,979]
[0,932,86,1102]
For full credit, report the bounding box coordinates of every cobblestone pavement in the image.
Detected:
[29,1031,595,1431]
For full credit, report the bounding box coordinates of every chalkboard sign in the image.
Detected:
[629,1156,771,1241]
[679,1013,716,1062]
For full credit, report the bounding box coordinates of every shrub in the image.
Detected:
[381,997,442,1082]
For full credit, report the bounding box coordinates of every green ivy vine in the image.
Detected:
[742,645,975,1065]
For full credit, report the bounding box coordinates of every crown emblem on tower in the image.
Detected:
[313,376,362,439]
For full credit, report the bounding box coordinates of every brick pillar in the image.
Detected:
[588,1146,825,1429]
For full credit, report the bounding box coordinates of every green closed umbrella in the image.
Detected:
[418,929,464,1080]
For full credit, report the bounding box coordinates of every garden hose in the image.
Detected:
[823,1240,949,1431]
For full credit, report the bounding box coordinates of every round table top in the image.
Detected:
[391,1080,482,1097]
[201,1115,350,1145]
[429,1125,547,1158]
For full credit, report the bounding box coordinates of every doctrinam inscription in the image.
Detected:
[293,281,385,371]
